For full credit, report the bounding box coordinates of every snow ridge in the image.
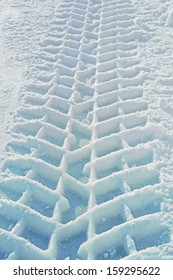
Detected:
[0,0,173,260]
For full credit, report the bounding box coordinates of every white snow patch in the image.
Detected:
[165,10,173,27]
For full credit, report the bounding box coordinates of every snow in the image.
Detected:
[0,0,173,260]
[165,10,173,27]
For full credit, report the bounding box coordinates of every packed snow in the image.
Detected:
[0,0,173,260]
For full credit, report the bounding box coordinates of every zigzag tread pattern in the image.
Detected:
[0,0,173,260]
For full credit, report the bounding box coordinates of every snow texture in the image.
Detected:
[165,10,173,27]
[0,0,173,260]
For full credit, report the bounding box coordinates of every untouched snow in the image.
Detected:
[0,0,173,260]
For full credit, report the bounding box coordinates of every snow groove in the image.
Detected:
[0,0,173,260]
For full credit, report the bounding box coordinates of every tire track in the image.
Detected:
[0,0,172,260]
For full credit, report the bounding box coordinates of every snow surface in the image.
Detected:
[0,0,173,260]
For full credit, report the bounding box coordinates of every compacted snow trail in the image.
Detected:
[0,0,173,260]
